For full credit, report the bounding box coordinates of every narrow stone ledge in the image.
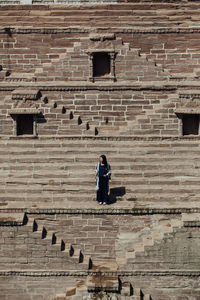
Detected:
[11,89,40,100]
[0,82,177,92]
[25,208,197,215]
[184,221,200,228]
[9,108,41,114]
[1,270,200,277]
[0,208,200,225]
[2,27,200,35]
[3,135,200,142]
[0,221,24,226]
[0,208,200,217]
[1,80,200,91]
[0,212,25,226]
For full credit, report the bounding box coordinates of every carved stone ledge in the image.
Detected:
[11,89,40,100]
[89,33,116,42]
[0,221,24,226]
[0,84,177,92]
[0,207,195,217]
[0,208,196,218]
[0,212,25,226]
[179,93,200,100]
[9,108,41,115]
[184,221,200,227]
[4,135,200,141]
[1,270,200,277]
[2,27,200,35]
[87,275,119,293]
[175,108,200,114]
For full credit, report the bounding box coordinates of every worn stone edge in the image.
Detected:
[0,270,200,277]
[1,135,200,141]
[4,135,200,141]
[0,220,24,226]
[1,208,200,217]
[0,83,177,91]
[1,27,200,35]
[1,81,200,91]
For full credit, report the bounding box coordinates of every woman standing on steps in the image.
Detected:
[95,155,111,205]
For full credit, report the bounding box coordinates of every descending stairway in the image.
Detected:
[40,94,98,136]
[25,214,92,270]
[118,212,200,270]
[121,215,183,267]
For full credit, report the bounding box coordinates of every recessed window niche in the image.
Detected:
[17,114,34,136]
[182,114,200,136]
[9,110,39,137]
[93,52,111,77]
[88,50,116,82]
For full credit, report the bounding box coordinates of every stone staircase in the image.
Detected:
[40,94,98,136]
[120,212,200,269]
[121,215,183,266]
[0,209,199,299]
[25,214,93,270]
[1,137,200,208]
[54,276,152,299]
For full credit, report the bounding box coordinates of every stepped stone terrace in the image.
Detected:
[1,1,200,299]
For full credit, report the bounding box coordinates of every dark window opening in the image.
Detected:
[17,115,34,136]
[182,114,199,135]
[93,53,111,77]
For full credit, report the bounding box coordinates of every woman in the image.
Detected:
[95,155,111,205]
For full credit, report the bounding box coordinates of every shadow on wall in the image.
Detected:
[109,187,126,204]
[37,112,47,124]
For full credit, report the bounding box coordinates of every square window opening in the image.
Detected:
[17,115,34,136]
[93,52,111,77]
[182,114,199,136]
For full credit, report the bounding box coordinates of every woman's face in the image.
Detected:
[99,156,103,163]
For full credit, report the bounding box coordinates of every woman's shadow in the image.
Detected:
[108,187,126,204]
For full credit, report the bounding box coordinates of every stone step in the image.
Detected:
[0,142,198,150]
[1,139,199,145]
[0,144,199,151]
[91,258,118,271]
[54,294,66,300]
[0,13,199,25]
[25,217,91,268]
[0,212,25,225]
[1,6,198,14]
[0,155,200,164]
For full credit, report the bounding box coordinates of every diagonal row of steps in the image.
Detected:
[0,138,200,208]
[122,215,183,267]
[39,95,98,136]
[121,212,200,270]
[25,214,92,270]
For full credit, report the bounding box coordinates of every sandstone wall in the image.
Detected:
[1,1,200,299]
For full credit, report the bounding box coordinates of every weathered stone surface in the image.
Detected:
[1,1,200,299]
